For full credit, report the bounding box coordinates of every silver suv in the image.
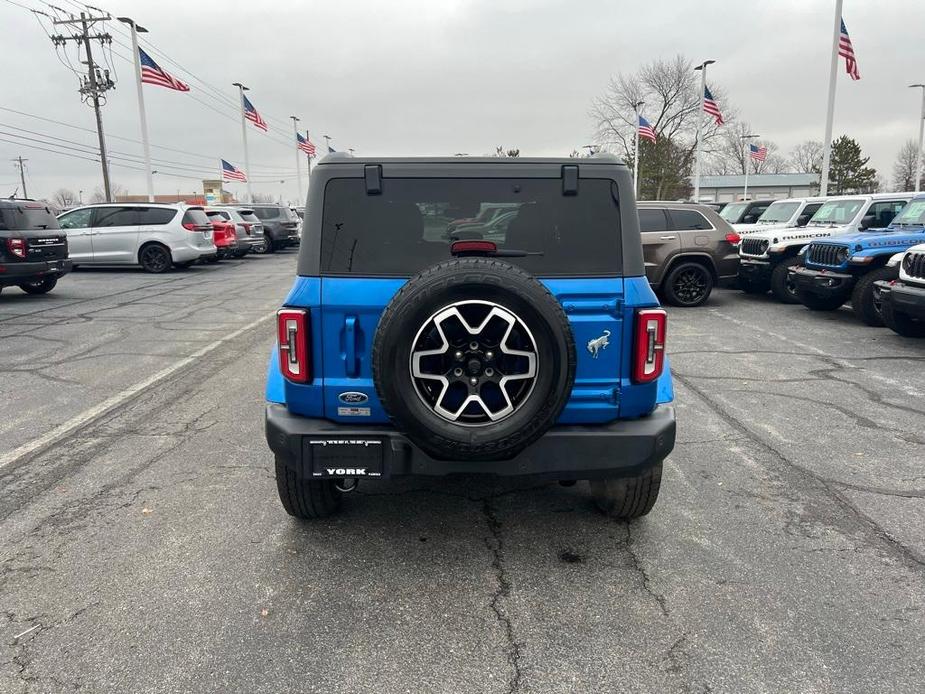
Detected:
[56,203,217,273]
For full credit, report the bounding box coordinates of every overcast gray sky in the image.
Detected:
[3,0,923,203]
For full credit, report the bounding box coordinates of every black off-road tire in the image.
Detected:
[139,243,173,273]
[590,462,663,520]
[797,289,846,311]
[851,266,896,327]
[274,455,342,519]
[880,301,925,338]
[372,257,576,461]
[770,257,802,304]
[19,277,58,295]
[662,261,714,307]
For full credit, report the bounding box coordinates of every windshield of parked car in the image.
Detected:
[719,202,748,222]
[890,199,925,226]
[320,177,622,276]
[756,202,799,224]
[808,199,864,225]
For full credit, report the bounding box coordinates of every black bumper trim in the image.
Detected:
[0,258,72,286]
[791,266,854,297]
[265,403,676,481]
[876,279,925,319]
[738,258,772,282]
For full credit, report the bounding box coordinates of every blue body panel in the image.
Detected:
[267,273,672,424]
[805,225,925,271]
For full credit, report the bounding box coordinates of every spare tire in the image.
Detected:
[372,257,576,461]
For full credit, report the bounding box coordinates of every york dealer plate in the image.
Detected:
[308,439,383,478]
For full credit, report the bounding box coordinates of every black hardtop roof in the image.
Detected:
[315,152,626,167]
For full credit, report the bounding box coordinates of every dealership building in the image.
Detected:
[694,173,820,202]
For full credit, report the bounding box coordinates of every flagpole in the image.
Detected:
[693,60,715,202]
[233,82,253,203]
[633,101,643,197]
[819,0,843,197]
[741,133,760,200]
[120,18,154,203]
[291,116,303,206]
[306,130,313,179]
[743,150,749,201]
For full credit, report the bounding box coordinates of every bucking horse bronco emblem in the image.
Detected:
[586,330,611,359]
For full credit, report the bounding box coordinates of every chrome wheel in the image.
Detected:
[410,300,538,426]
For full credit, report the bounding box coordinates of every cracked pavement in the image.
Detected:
[1,261,924,692]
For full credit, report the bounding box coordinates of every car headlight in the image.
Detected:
[836,248,849,264]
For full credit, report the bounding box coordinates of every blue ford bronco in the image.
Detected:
[791,195,925,325]
[265,154,675,519]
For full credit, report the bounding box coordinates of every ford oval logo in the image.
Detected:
[338,391,369,404]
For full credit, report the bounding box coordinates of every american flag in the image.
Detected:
[839,18,860,81]
[749,143,768,162]
[703,87,724,125]
[221,159,247,182]
[638,115,657,143]
[297,132,316,156]
[242,95,268,131]
[138,48,189,92]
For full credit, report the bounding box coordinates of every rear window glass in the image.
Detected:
[181,209,211,226]
[0,205,60,231]
[206,211,231,221]
[320,178,622,276]
[238,211,259,223]
[252,206,281,220]
[669,209,712,230]
[139,208,176,225]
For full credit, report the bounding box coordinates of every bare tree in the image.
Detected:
[789,140,823,173]
[892,139,923,191]
[706,122,787,175]
[251,192,277,203]
[590,55,732,199]
[89,183,127,203]
[52,188,78,208]
[493,146,520,158]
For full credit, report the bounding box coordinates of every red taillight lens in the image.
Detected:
[6,238,26,259]
[182,222,197,231]
[725,232,741,244]
[277,308,311,383]
[632,308,667,384]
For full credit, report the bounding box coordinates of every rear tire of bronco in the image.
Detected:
[662,261,713,307]
[851,266,895,327]
[274,455,342,519]
[590,461,663,520]
[19,277,58,295]
[797,289,845,311]
[770,257,802,304]
[373,257,576,461]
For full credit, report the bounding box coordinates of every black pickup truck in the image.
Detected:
[0,199,72,296]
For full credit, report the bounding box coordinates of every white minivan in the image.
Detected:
[56,203,217,273]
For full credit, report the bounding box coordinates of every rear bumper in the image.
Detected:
[0,258,72,286]
[791,266,855,298]
[265,403,676,481]
[876,279,925,319]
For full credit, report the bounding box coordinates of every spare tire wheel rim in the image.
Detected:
[410,300,538,426]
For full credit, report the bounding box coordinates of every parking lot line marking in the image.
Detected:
[0,312,274,470]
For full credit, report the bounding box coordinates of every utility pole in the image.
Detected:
[323,135,332,154]
[51,12,115,202]
[290,115,303,206]
[693,59,715,202]
[232,82,254,203]
[12,157,28,199]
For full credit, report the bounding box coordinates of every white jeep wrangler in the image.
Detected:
[875,242,925,338]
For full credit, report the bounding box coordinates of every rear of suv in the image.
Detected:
[637,201,740,307]
[265,155,676,521]
[249,204,301,252]
[0,199,71,296]
[56,203,217,272]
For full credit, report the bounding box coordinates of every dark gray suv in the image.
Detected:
[250,204,301,252]
[637,201,740,306]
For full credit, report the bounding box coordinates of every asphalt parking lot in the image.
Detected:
[1,254,923,693]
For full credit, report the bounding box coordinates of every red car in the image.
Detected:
[209,220,236,261]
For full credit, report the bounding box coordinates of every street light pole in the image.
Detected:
[118,17,153,202]
[910,84,925,193]
[290,115,302,205]
[693,59,715,202]
[233,82,253,203]
[741,133,760,200]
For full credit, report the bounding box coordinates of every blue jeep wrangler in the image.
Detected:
[791,195,925,325]
[265,154,675,519]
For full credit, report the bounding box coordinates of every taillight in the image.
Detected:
[182,222,197,231]
[277,308,311,383]
[725,232,741,245]
[632,308,667,384]
[6,238,26,259]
